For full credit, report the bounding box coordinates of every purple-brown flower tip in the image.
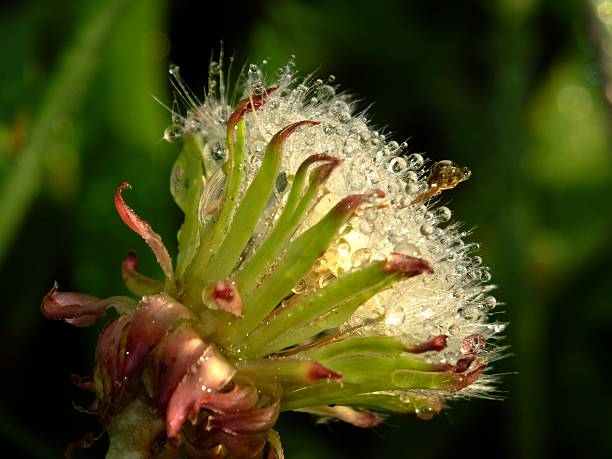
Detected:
[268,120,320,151]
[384,253,434,275]
[208,280,243,317]
[41,282,109,327]
[307,362,342,383]
[123,294,194,378]
[406,334,448,353]
[227,87,278,131]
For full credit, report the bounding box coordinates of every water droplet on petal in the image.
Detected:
[164,124,183,142]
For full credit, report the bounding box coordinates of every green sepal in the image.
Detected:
[308,392,441,416]
[183,120,246,305]
[217,193,377,347]
[281,365,479,410]
[239,261,400,356]
[238,255,432,357]
[236,154,339,295]
[202,121,319,283]
[235,356,341,385]
[170,135,204,278]
[297,336,407,361]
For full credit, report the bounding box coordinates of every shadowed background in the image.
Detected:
[1,0,611,457]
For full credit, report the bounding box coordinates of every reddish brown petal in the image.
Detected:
[115,182,174,280]
[206,400,280,435]
[166,344,236,438]
[123,294,194,378]
[96,315,131,401]
[208,280,243,317]
[153,323,206,407]
[41,283,110,327]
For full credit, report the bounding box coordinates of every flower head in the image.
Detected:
[42,56,505,458]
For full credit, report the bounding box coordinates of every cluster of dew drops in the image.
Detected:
[162,58,506,371]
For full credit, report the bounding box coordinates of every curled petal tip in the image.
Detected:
[41,283,109,327]
[114,182,174,280]
[228,87,278,129]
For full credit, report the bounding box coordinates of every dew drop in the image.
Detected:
[210,61,221,75]
[275,172,288,192]
[388,156,408,175]
[248,63,262,82]
[415,405,435,420]
[330,100,350,115]
[211,142,226,161]
[338,111,351,123]
[358,219,373,234]
[473,256,483,266]
[407,153,424,169]
[164,124,183,142]
[351,248,371,266]
[322,123,338,135]
[394,241,421,257]
[385,306,405,326]
[483,295,497,309]
[317,85,336,101]
[420,223,434,236]
[436,206,452,222]
[168,64,180,75]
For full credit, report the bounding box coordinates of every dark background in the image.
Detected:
[1,0,611,457]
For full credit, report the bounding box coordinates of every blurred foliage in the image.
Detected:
[1,0,611,457]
